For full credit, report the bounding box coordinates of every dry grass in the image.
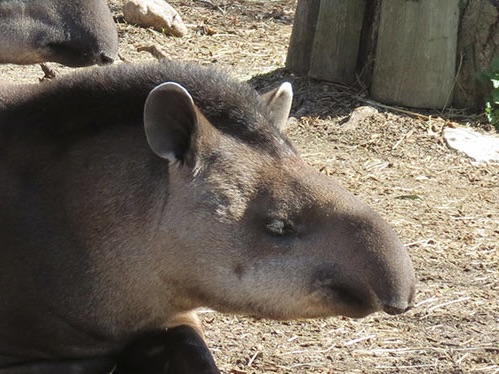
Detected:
[1,1,497,372]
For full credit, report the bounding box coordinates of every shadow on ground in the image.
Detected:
[248,68,364,120]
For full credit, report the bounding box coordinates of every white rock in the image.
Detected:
[123,0,188,37]
[443,126,499,163]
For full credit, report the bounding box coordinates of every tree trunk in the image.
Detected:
[454,0,499,110]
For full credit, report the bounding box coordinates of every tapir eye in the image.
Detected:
[265,219,296,237]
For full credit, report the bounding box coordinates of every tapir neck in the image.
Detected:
[0,124,183,361]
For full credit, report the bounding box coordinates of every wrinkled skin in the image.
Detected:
[0,61,415,372]
[0,0,117,66]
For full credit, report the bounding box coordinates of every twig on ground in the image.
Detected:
[137,45,168,60]
[426,296,471,313]
[344,335,376,346]
[39,63,57,82]
[355,96,430,119]
[194,0,226,14]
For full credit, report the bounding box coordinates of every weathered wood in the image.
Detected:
[455,0,499,109]
[357,0,381,88]
[286,0,497,110]
[308,0,365,84]
[285,0,321,75]
[371,0,460,109]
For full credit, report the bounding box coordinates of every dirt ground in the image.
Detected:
[1,1,498,373]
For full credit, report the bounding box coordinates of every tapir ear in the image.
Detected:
[144,82,197,163]
[260,82,293,131]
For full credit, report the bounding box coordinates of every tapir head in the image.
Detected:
[143,80,416,320]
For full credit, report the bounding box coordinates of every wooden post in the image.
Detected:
[286,0,365,84]
[308,0,365,84]
[370,0,460,109]
[285,0,321,75]
[286,0,497,110]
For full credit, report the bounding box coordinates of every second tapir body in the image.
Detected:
[0,61,415,371]
[0,0,117,66]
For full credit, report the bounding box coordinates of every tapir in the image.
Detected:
[0,60,416,372]
[0,0,117,67]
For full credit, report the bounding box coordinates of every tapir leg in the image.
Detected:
[0,358,116,374]
[114,326,220,374]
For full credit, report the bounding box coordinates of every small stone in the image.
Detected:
[123,0,188,37]
[341,105,379,131]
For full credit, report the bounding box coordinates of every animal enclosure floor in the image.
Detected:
[1,1,497,373]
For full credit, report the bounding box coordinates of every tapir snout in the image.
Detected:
[282,159,416,319]
[309,205,416,318]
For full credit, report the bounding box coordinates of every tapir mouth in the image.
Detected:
[323,284,415,318]
[312,261,415,319]
[313,267,377,318]
[46,42,113,67]
[332,286,370,308]
[328,285,378,318]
